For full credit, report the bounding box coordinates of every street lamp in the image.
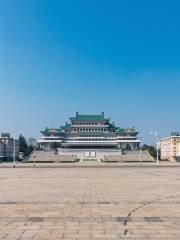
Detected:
[150,131,159,166]
[139,137,142,166]
[13,133,16,168]
[33,144,36,167]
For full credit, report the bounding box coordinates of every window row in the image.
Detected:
[73,129,107,132]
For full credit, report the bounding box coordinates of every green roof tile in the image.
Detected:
[70,112,109,121]
[61,124,71,129]
[41,128,62,135]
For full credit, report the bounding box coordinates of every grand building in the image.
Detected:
[160,132,180,161]
[38,112,141,149]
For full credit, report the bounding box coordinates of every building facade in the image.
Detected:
[160,132,180,161]
[38,112,141,150]
[0,133,19,161]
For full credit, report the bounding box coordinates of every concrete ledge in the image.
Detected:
[0,162,180,168]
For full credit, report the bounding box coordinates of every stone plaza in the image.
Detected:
[0,167,180,239]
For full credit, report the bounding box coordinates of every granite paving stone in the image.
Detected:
[0,167,180,239]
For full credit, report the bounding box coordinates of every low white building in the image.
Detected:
[160,132,180,161]
[0,133,19,161]
[0,141,5,161]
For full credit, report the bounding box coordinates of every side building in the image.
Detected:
[0,133,19,161]
[38,112,141,150]
[160,132,180,161]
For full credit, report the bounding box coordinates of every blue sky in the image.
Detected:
[0,0,180,144]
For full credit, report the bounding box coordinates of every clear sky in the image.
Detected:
[0,0,180,144]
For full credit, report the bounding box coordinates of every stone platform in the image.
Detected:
[0,167,180,239]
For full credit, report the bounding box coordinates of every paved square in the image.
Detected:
[0,167,180,239]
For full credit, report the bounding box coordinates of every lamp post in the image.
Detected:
[139,137,142,166]
[150,131,159,166]
[13,133,16,168]
[33,144,36,167]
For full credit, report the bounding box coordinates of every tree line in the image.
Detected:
[19,135,35,158]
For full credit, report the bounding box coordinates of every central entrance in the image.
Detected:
[83,151,97,161]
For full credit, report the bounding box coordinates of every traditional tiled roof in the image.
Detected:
[41,127,62,135]
[61,124,71,129]
[40,114,139,137]
[70,112,109,121]
[116,127,138,134]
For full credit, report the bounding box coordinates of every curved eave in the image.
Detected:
[69,118,110,122]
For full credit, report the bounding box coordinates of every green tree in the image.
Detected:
[126,144,132,150]
[142,144,159,159]
[19,135,29,156]
[27,138,37,154]
[27,145,34,155]
[50,142,59,150]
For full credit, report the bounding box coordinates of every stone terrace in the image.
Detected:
[0,167,180,239]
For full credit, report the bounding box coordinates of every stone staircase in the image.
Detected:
[27,150,77,163]
[104,150,154,162]
[26,150,154,164]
